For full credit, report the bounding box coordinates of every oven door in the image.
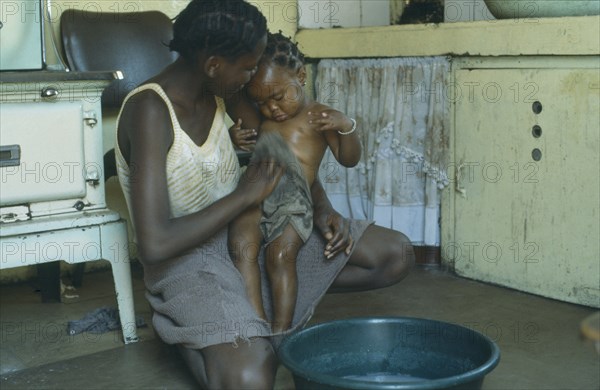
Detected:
[0,101,86,208]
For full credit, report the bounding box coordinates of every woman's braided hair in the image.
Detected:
[169,0,267,63]
[260,31,305,70]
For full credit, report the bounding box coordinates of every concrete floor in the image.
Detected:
[0,263,598,389]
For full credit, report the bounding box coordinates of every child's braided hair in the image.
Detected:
[169,0,267,63]
[261,31,306,70]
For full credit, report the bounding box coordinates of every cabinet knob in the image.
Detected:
[41,87,59,99]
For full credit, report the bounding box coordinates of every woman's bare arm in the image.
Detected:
[311,178,353,258]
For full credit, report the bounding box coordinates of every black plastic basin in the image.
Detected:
[278,317,500,390]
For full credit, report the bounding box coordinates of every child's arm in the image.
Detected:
[308,106,361,167]
[228,118,258,152]
[225,91,260,151]
[225,90,261,129]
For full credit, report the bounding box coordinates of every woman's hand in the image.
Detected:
[228,118,257,151]
[314,207,354,259]
[237,159,285,206]
[308,109,354,134]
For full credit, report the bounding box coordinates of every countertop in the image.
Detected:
[296,15,600,58]
[0,70,121,84]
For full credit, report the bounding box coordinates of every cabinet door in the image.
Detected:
[452,68,599,306]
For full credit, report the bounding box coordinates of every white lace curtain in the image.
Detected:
[315,57,450,245]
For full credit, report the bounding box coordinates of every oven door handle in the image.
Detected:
[0,144,21,167]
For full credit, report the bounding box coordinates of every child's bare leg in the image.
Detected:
[266,224,303,333]
[228,207,266,320]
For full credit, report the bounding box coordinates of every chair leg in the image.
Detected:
[101,220,139,344]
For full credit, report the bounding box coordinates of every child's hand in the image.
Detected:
[307,109,354,134]
[229,118,257,151]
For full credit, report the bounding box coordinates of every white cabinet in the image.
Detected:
[443,57,600,307]
[0,72,138,343]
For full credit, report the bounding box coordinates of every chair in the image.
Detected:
[58,9,177,341]
[61,9,178,110]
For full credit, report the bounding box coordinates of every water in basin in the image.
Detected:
[343,372,427,383]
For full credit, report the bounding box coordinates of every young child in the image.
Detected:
[228,32,361,334]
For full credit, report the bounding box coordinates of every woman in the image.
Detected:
[115,1,414,388]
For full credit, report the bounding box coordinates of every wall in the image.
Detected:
[297,0,391,28]
[444,0,491,22]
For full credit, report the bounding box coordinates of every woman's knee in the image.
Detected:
[360,227,415,286]
[210,357,276,390]
[220,361,275,390]
[383,231,415,282]
[202,339,277,390]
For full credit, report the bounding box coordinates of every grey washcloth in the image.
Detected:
[67,306,146,335]
[251,132,313,244]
